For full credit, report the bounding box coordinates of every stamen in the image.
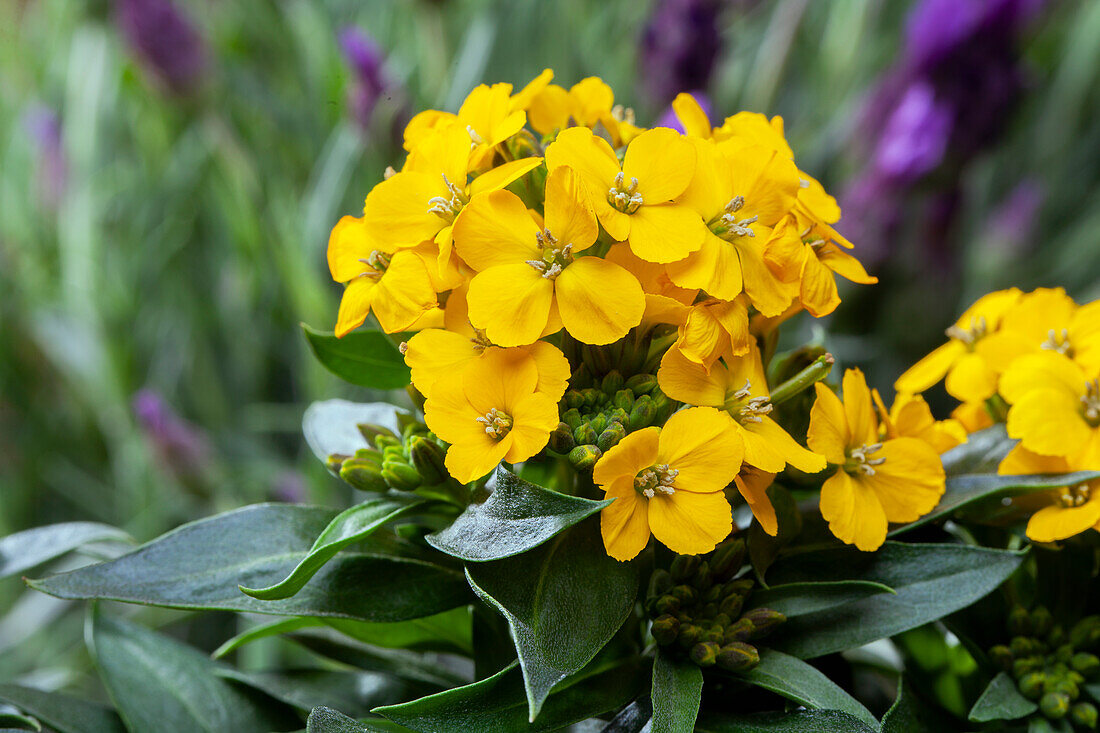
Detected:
[635,463,679,497]
[846,442,886,476]
[1082,379,1100,426]
[383,166,397,180]
[426,173,470,222]
[945,316,987,348]
[708,196,757,239]
[1041,328,1074,357]
[1059,482,1091,508]
[358,251,391,279]
[466,125,484,145]
[725,379,773,424]
[475,408,513,439]
[611,104,636,126]
[526,229,575,279]
[607,171,644,213]
[466,320,492,352]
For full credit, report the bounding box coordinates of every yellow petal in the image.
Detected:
[544,126,621,200]
[569,77,615,126]
[370,251,438,334]
[808,383,851,465]
[510,69,554,112]
[945,352,999,403]
[543,166,599,252]
[665,233,744,301]
[734,235,797,317]
[657,407,744,492]
[504,391,560,464]
[466,265,555,347]
[460,346,540,417]
[1027,495,1100,543]
[594,427,660,488]
[445,434,513,485]
[745,416,826,474]
[818,244,877,285]
[735,469,778,536]
[327,215,374,283]
[762,216,806,283]
[335,276,378,338]
[622,128,696,202]
[601,478,651,562]
[955,288,1023,332]
[523,341,571,401]
[799,251,841,318]
[527,84,571,135]
[657,347,727,408]
[405,123,471,185]
[739,426,788,474]
[626,204,707,263]
[867,438,946,523]
[671,93,713,138]
[404,329,480,396]
[819,470,888,552]
[648,490,733,556]
[466,156,544,197]
[998,444,1069,475]
[842,369,877,447]
[1000,351,1087,405]
[1007,388,1092,457]
[894,342,965,394]
[363,171,446,248]
[453,190,541,271]
[555,257,645,345]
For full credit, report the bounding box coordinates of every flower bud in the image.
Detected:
[382,460,422,490]
[573,424,598,446]
[601,370,625,394]
[1071,702,1099,729]
[339,459,388,492]
[326,453,350,474]
[650,391,674,421]
[1055,644,1075,664]
[1070,617,1100,648]
[564,391,584,409]
[382,445,406,463]
[589,413,608,435]
[719,593,745,620]
[690,641,720,667]
[742,608,787,639]
[1019,671,1045,699]
[581,388,602,408]
[562,408,583,430]
[653,594,681,616]
[628,395,656,431]
[710,539,746,581]
[1014,657,1042,678]
[374,434,401,450]
[357,422,397,443]
[651,614,680,645]
[702,625,724,644]
[1031,606,1054,637]
[1041,691,1071,719]
[670,555,701,582]
[691,561,713,592]
[703,584,724,604]
[989,645,1014,671]
[648,569,674,598]
[716,641,759,672]
[613,389,635,412]
[1049,624,1068,648]
[1073,652,1100,677]
[567,444,602,471]
[607,406,629,425]
[626,373,658,395]
[671,584,698,605]
[712,612,731,628]
[1008,605,1032,636]
[548,423,576,454]
[1048,677,1079,700]
[697,602,718,620]
[1010,636,1035,658]
[724,618,755,643]
[597,422,626,452]
[408,435,448,485]
[677,624,702,647]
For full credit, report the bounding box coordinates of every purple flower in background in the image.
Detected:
[23,105,67,209]
[132,389,210,476]
[116,0,207,94]
[873,82,953,183]
[640,0,724,105]
[339,28,389,130]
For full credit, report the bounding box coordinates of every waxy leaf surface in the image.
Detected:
[651,650,702,733]
[303,325,411,390]
[0,523,131,579]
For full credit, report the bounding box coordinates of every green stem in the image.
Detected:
[769,353,834,406]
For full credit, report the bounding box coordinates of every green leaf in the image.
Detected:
[600,699,651,732]
[465,519,638,721]
[213,617,321,658]
[286,629,468,690]
[303,400,403,463]
[651,649,702,733]
[0,685,124,733]
[306,707,403,733]
[748,581,895,618]
[968,672,1038,723]
[29,504,470,622]
[88,610,293,732]
[374,658,648,733]
[765,542,1026,659]
[0,705,40,732]
[325,607,473,655]
[241,495,428,600]
[0,523,132,579]
[217,668,434,719]
[941,424,1013,475]
[890,472,1100,536]
[882,678,961,732]
[428,466,610,562]
[303,324,410,390]
[696,709,878,732]
[738,649,879,730]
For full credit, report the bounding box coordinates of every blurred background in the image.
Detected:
[2,0,1099,693]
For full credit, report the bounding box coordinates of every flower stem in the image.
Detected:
[769,353,834,406]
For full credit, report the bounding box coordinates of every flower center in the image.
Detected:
[708,196,759,241]
[475,408,513,440]
[466,320,493,352]
[845,442,886,476]
[634,463,678,499]
[525,228,574,280]
[426,173,469,223]
[607,171,643,214]
[724,379,773,424]
[1041,328,1075,358]
[358,250,391,279]
[1059,482,1091,508]
[611,104,636,126]
[945,316,987,349]
[466,125,484,145]
[1082,379,1100,427]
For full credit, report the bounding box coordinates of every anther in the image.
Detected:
[1082,379,1100,426]
[635,463,679,497]
[607,171,644,213]
[945,316,987,348]
[1041,328,1074,357]
[1060,483,1091,508]
[466,125,484,145]
[475,408,513,439]
[847,442,886,476]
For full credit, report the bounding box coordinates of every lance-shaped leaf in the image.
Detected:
[651,650,702,733]
[696,709,878,732]
[465,520,638,721]
[28,504,470,622]
[307,706,399,732]
[747,581,895,618]
[303,400,405,463]
[890,472,1100,537]
[303,325,411,390]
[941,424,1013,475]
[375,658,648,733]
[881,678,958,733]
[241,495,427,600]
[0,523,132,580]
[0,686,124,733]
[428,466,610,561]
[88,610,294,732]
[765,542,1025,659]
[737,649,879,731]
[0,704,42,731]
[216,668,432,719]
[968,672,1038,723]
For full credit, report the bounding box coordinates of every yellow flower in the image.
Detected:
[872,391,968,454]
[673,297,751,373]
[665,138,800,313]
[545,127,707,264]
[808,370,946,551]
[528,77,643,147]
[980,288,1100,376]
[593,407,743,561]
[657,342,826,504]
[713,111,794,156]
[327,215,437,335]
[734,464,779,535]
[453,166,645,346]
[951,401,995,434]
[999,445,1100,543]
[363,124,542,268]
[1000,351,1100,465]
[894,288,1023,402]
[423,347,560,484]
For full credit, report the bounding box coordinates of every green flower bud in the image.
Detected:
[548,423,576,454]
[357,422,397,443]
[724,618,755,644]
[562,407,583,430]
[710,539,746,581]
[382,445,406,463]
[601,370,625,394]
[374,434,401,450]
[382,460,422,490]
[650,391,674,421]
[671,555,702,582]
[1070,617,1100,648]
[339,459,388,492]
[597,423,627,452]
[1031,606,1054,636]
[703,584,724,604]
[691,561,713,592]
[567,444,601,471]
[408,435,448,485]
[1019,671,1046,699]
[1010,636,1035,658]
[1041,691,1071,719]
[701,626,724,644]
[613,389,635,412]
[716,641,760,672]
[1056,644,1075,664]
[720,593,745,620]
[573,424,598,446]
[690,641,720,667]
[989,645,1014,672]
[648,569,674,599]
[626,373,658,395]
[401,422,426,442]
[678,624,702,647]
[353,447,384,464]
[653,595,681,616]
[564,390,584,409]
[581,388,602,408]
[725,579,755,596]
[326,453,350,474]
[1049,624,1068,648]
[607,406,629,425]
[651,614,680,645]
[1048,678,1079,700]
[1071,702,1099,729]
[1074,653,1100,677]
[671,584,698,606]
[712,612,731,628]
[1014,657,1042,678]
[628,395,656,431]
[742,608,787,639]
[1008,605,1032,636]
[589,413,609,435]
[697,602,718,620]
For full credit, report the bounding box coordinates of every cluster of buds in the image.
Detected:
[646,538,784,672]
[989,605,1100,728]
[548,369,675,471]
[326,417,451,495]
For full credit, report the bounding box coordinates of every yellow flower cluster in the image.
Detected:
[326,70,895,561]
[897,287,1100,542]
